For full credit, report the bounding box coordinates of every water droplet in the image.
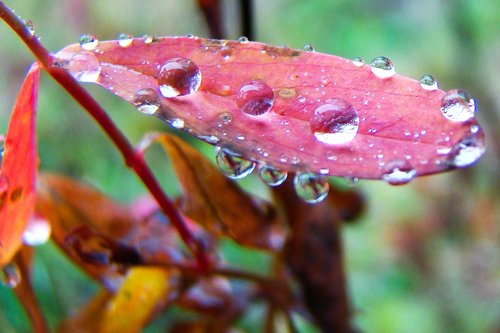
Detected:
[419,74,438,91]
[382,160,416,185]
[197,134,220,144]
[134,88,160,114]
[310,98,360,144]
[217,112,232,126]
[117,33,133,47]
[22,216,51,246]
[259,165,287,186]
[303,43,315,52]
[22,19,35,36]
[142,35,154,44]
[450,133,485,167]
[352,57,364,67]
[440,89,476,122]
[370,56,395,79]
[293,172,329,204]
[215,148,255,179]
[68,52,101,82]
[1,263,20,288]
[79,34,99,50]
[158,58,202,98]
[236,80,274,116]
[171,118,185,129]
[238,36,249,43]
[345,177,359,186]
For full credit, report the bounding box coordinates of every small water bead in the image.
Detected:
[259,165,287,187]
[118,33,133,47]
[440,89,476,122]
[215,148,255,179]
[382,160,416,185]
[171,118,185,129]
[22,19,35,36]
[68,52,101,82]
[79,34,99,50]
[370,56,395,79]
[419,74,438,91]
[310,98,360,145]
[352,57,365,67]
[158,58,202,98]
[142,35,154,44]
[303,44,315,52]
[345,177,359,186]
[238,36,249,43]
[197,134,220,144]
[450,134,485,168]
[22,216,51,246]
[0,263,20,288]
[134,88,160,114]
[236,80,274,116]
[293,172,330,204]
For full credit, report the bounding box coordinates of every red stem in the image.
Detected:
[0,2,208,270]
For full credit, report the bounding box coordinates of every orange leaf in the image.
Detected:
[0,63,40,266]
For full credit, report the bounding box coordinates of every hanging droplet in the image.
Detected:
[370,56,395,79]
[419,74,438,91]
[158,58,202,98]
[238,36,249,43]
[215,148,255,179]
[117,33,133,47]
[303,43,315,52]
[68,52,101,82]
[352,57,365,67]
[1,263,21,288]
[440,89,476,122]
[22,216,51,246]
[259,165,287,187]
[236,80,274,116]
[310,98,360,144]
[22,19,35,36]
[294,172,329,204]
[79,34,99,50]
[450,133,485,168]
[171,118,185,129]
[382,160,416,185]
[134,88,160,114]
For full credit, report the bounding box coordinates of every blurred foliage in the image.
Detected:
[0,0,499,332]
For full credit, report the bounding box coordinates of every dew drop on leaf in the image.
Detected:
[158,58,202,98]
[0,263,20,288]
[440,89,476,122]
[134,88,160,114]
[450,133,485,167]
[310,98,359,145]
[352,57,365,67]
[258,165,288,187]
[68,52,101,82]
[117,33,133,47]
[370,56,395,79]
[236,80,274,116]
[382,160,416,185]
[215,148,255,179]
[294,172,329,204]
[22,216,51,246]
[419,74,438,91]
[79,34,99,50]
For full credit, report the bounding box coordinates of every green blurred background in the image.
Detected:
[0,0,498,332]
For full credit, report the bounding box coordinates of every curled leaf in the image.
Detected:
[55,36,485,181]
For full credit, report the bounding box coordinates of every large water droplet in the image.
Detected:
[450,133,485,167]
[68,52,101,82]
[259,165,287,187]
[370,56,395,79]
[294,172,329,204]
[236,80,274,116]
[310,98,359,144]
[79,34,99,50]
[419,74,438,91]
[352,57,365,67]
[22,216,51,246]
[440,89,476,122]
[118,33,133,47]
[1,263,20,288]
[158,58,201,98]
[134,88,160,114]
[215,148,255,179]
[382,160,416,185]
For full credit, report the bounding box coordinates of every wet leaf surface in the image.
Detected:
[55,37,485,180]
[0,63,40,266]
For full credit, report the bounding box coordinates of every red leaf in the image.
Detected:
[54,37,485,180]
[0,63,40,266]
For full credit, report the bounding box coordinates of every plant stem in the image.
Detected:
[0,2,208,271]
